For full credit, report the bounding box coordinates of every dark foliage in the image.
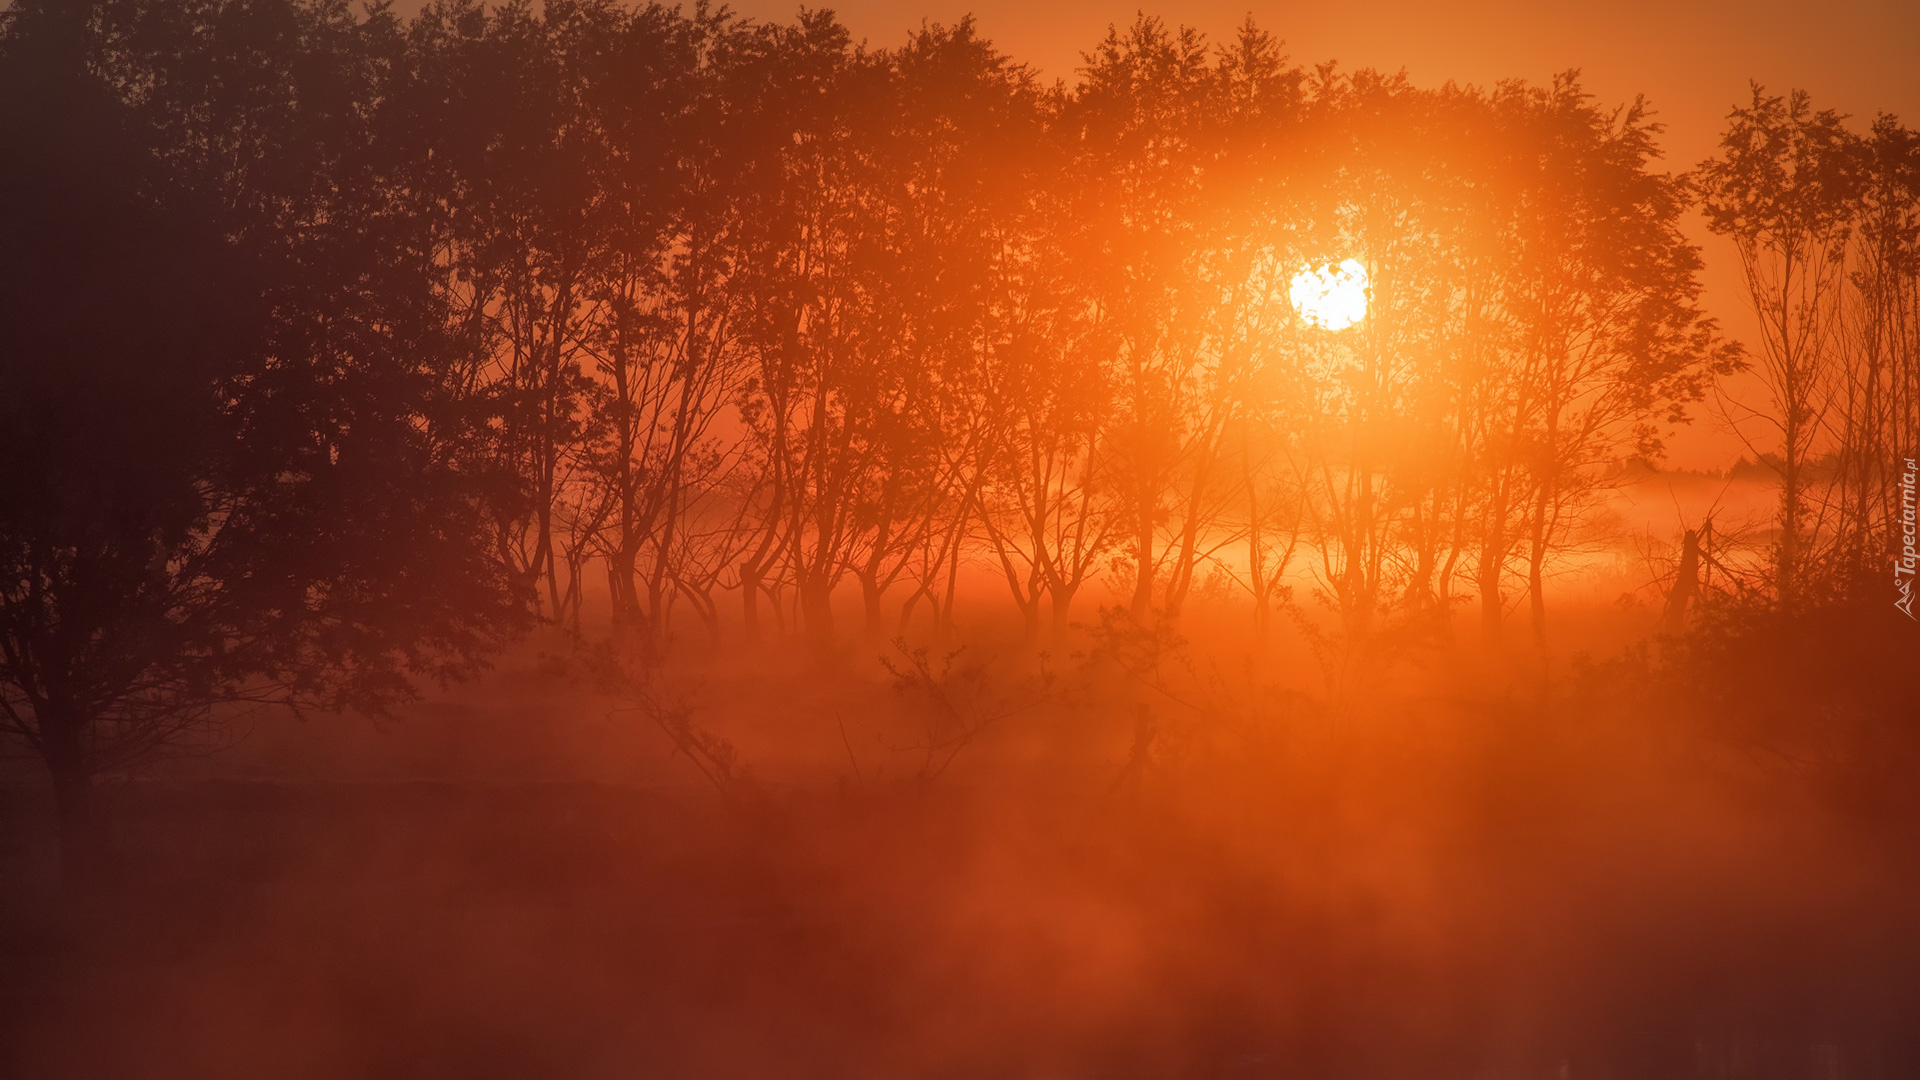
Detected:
[0,1,527,879]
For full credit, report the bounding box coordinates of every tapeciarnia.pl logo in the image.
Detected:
[1898,457,1917,619]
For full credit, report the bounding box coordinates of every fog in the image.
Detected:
[5,502,1915,1078]
[4,2,1917,1075]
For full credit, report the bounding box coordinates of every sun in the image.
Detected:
[1289,259,1369,331]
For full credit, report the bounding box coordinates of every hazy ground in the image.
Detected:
[3,474,1915,1079]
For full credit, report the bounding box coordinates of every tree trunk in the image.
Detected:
[1437,503,1464,640]
[1130,495,1156,623]
[45,736,103,891]
[1664,529,1701,636]
[740,564,764,644]
[682,584,722,646]
[859,570,885,644]
[1528,486,1550,647]
[1050,586,1078,643]
[1018,593,1042,648]
[937,532,962,646]
[800,574,836,644]
[1478,553,1503,645]
[1778,413,1802,611]
[1405,540,1435,621]
[608,552,639,631]
[1480,478,1509,643]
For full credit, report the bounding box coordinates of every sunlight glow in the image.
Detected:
[1289,259,1369,331]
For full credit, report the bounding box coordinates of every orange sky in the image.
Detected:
[735,0,1919,471]
[749,0,1918,166]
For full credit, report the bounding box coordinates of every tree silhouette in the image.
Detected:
[0,1,525,882]
[1694,85,1861,609]
[0,0,1812,793]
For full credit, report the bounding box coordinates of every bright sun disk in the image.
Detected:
[1289,258,1369,331]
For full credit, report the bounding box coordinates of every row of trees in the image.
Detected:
[1695,87,1920,610]
[186,0,1719,661]
[10,0,1916,871]
[1662,88,1920,791]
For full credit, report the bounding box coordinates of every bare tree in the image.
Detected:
[1695,85,1861,609]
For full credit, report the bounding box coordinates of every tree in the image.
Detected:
[560,2,744,652]
[846,19,1037,645]
[1285,71,1471,657]
[1835,115,1920,581]
[1487,75,1731,646]
[1694,85,1861,609]
[1066,16,1270,626]
[0,0,524,883]
[973,178,1120,644]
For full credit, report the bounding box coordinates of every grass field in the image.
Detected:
[4,638,1915,1078]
